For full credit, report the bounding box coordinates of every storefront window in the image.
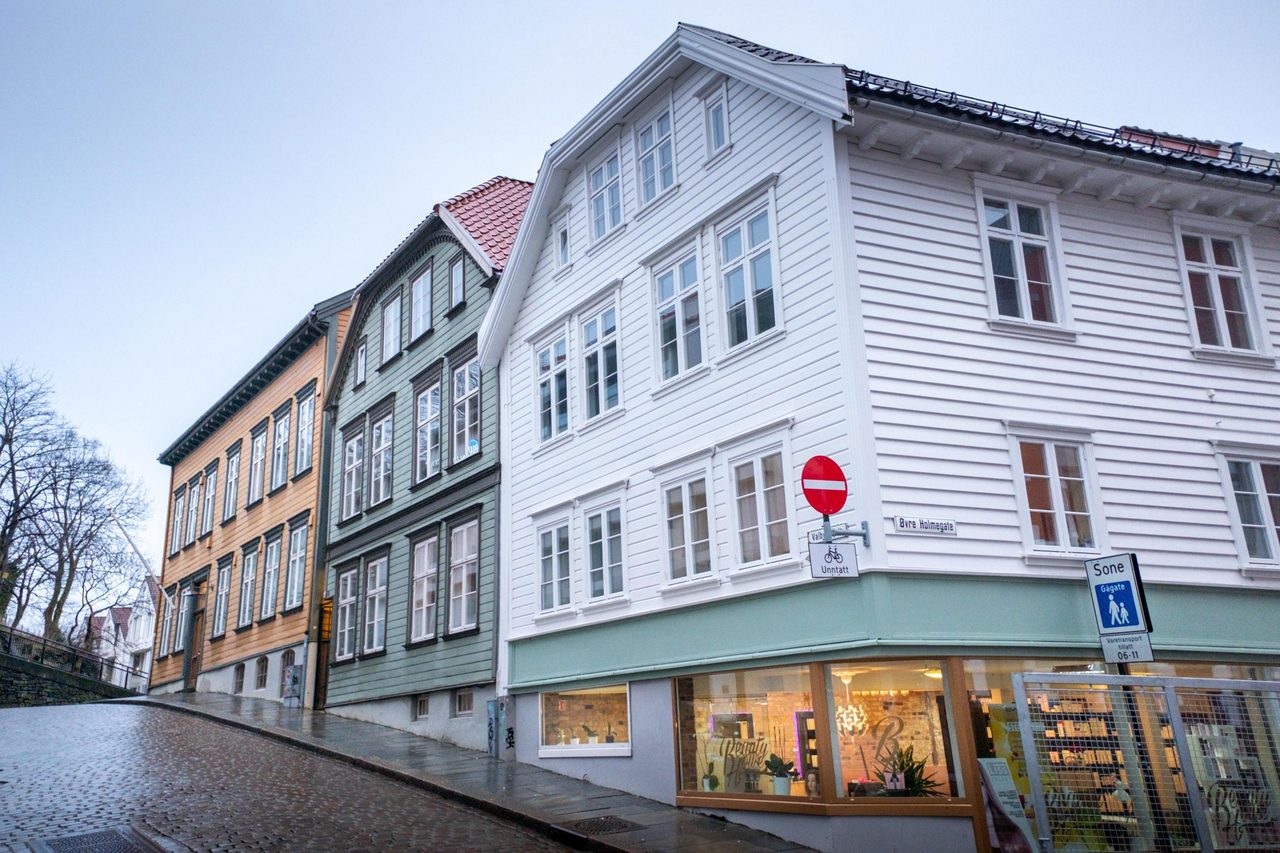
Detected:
[676,664,816,797]
[540,684,630,756]
[827,661,960,798]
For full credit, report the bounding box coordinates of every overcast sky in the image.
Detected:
[3,0,1278,567]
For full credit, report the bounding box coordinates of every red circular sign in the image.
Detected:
[802,455,847,516]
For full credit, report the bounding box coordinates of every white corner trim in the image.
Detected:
[436,205,495,278]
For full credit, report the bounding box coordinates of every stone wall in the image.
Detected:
[0,654,134,708]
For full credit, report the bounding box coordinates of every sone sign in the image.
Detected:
[1084,552,1154,664]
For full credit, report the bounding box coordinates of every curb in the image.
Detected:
[111,698,617,852]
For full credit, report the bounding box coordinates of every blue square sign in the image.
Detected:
[1085,553,1150,636]
[1094,580,1139,632]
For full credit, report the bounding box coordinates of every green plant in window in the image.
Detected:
[582,723,598,738]
[761,753,798,779]
[877,745,943,797]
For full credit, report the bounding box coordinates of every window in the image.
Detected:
[581,306,619,419]
[284,522,307,610]
[452,358,480,462]
[664,476,711,581]
[382,295,401,363]
[414,694,430,720]
[733,450,789,564]
[1227,459,1280,562]
[415,383,441,481]
[1180,232,1257,351]
[200,466,217,535]
[212,562,230,637]
[585,506,623,599]
[1016,439,1096,551]
[363,556,388,653]
[233,662,245,693]
[354,338,367,387]
[184,478,201,545]
[537,336,570,442]
[589,152,622,240]
[271,409,290,491]
[540,685,630,755]
[411,266,432,339]
[260,536,280,619]
[173,587,189,653]
[279,649,295,696]
[248,428,267,504]
[254,656,268,690]
[448,520,479,632]
[981,196,1058,324]
[554,216,570,269]
[453,687,474,716]
[238,547,257,627]
[295,394,314,474]
[223,450,239,521]
[341,430,364,519]
[335,568,358,661]
[369,413,393,505]
[449,256,465,308]
[704,85,729,156]
[637,109,674,204]
[410,536,438,642]
[655,252,702,381]
[538,523,570,612]
[720,207,777,348]
[159,588,175,656]
[169,490,185,555]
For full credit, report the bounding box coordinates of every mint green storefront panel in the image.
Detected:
[507,573,1280,691]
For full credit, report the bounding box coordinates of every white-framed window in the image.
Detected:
[975,185,1068,327]
[382,295,401,364]
[260,537,281,619]
[201,468,217,535]
[271,411,290,491]
[663,475,712,581]
[589,151,622,240]
[585,505,624,599]
[363,555,388,653]
[537,336,570,443]
[369,413,393,505]
[335,568,358,661]
[448,520,479,632]
[295,395,314,474]
[581,305,620,420]
[1177,230,1260,352]
[453,687,474,717]
[159,588,175,656]
[341,430,364,519]
[415,383,442,481]
[184,479,201,545]
[410,535,438,642]
[539,684,632,757]
[1012,437,1098,552]
[411,266,432,339]
[223,450,239,521]
[703,82,730,157]
[284,523,307,610]
[248,430,267,504]
[238,549,257,628]
[414,694,430,720]
[719,205,778,348]
[212,563,230,638]
[449,256,465,308]
[538,522,571,612]
[354,339,367,387]
[1225,458,1280,563]
[636,108,675,205]
[169,491,185,555]
[732,449,790,564]
[554,214,571,270]
[654,251,703,382]
[172,587,189,653]
[452,358,480,462]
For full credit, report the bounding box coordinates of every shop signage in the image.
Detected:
[807,530,858,578]
[977,758,1036,850]
[1084,552,1154,664]
[892,515,957,536]
[801,455,847,516]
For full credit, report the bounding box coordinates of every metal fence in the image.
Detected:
[1013,673,1280,852]
[0,622,143,692]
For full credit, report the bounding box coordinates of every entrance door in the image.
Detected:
[312,597,332,709]
[184,606,205,691]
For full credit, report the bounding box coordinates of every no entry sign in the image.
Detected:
[802,456,847,516]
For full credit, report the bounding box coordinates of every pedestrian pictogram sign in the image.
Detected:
[802,456,847,516]
[1083,552,1154,664]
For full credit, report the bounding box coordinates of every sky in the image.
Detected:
[3,0,1278,569]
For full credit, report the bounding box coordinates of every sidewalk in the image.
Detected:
[112,693,811,853]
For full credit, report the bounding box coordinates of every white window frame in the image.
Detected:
[237,548,257,628]
[1216,445,1280,574]
[169,491,185,555]
[184,478,201,546]
[334,568,358,661]
[580,302,621,421]
[1172,215,1267,356]
[369,412,393,506]
[414,694,430,720]
[452,357,481,462]
[973,178,1073,332]
[728,444,793,567]
[284,523,307,610]
[260,536,281,619]
[448,519,479,632]
[535,332,571,444]
[248,430,267,504]
[159,588,175,656]
[172,586,189,653]
[271,410,290,491]
[453,687,474,717]
[223,450,240,521]
[415,382,442,482]
[537,521,572,613]
[652,247,705,384]
[354,339,367,387]
[212,564,230,638]
[553,212,571,271]
[587,145,623,242]
[583,501,625,600]
[410,535,438,642]
[341,429,364,520]
[716,197,782,351]
[382,294,401,364]
[295,395,314,474]
[449,256,465,308]
[1006,424,1107,560]
[537,683,633,759]
[635,101,676,206]
[411,265,432,340]
[660,470,715,582]
[201,467,217,535]
[363,555,388,654]
[701,78,731,159]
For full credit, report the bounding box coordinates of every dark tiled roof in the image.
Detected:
[90,616,105,638]
[145,575,160,611]
[110,607,132,638]
[679,23,819,64]
[440,177,534,271]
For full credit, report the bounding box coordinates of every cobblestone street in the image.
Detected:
[0,704,568,852]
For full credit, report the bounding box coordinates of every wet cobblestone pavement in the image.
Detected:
[0,704,568,852]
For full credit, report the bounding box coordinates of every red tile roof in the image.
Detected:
[438,177,533,272]
[110,606,132,638]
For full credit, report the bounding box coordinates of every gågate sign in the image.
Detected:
[1083,552,1154,664]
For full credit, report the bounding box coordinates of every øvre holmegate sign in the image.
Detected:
[1084,552,1154,664]
[802,456,847,516]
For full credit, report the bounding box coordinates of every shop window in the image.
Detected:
[540,685,631,756]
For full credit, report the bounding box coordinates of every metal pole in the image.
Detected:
[1011,673,1054,853]
[1165,681,1215,853]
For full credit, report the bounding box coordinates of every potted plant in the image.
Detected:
[569,729,580,746]
[582,724,598,745]
[606,721,620,744]
[760,753,798,796]
[701,766,721,792]
[876,745,942,797]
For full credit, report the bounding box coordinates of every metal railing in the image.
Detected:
[0,623,144,692]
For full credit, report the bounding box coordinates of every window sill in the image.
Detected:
[267,482,288,498]
[585,223,629,258]
[406,329,435,352]
[255,613,278,626]
[335,512,364,530]
[197,531,212,543]
[209,632,226,644]
[633,184,681,223]
[445,301,467,320]
[532,607,577,625]
[1022,551,1099,569]
[280,604,304,617]
[714,327,786,371]
[446,450,484,475]
[290,467,312,484]
[1190,348,1276,368]
[727,558,802,582]
[703,143,734,170]
[358,648,387,661]
[657,574,721,596]
[538,744,632,759]
[552,263,575,282]
[409,471,444,493]
[404,636,439,650]
[331,656,356,668]
[352,380,366,393]
[444,625,480,640]
[245,498,264,512]
[531,432,574,458]
[987,317,1079,343]
[1241,562,1280,579]
[579,595,631,614]
[220,514,237,528]
[234,623,254,634]
[367,496,393,514]
[650,363,711,400]
[576,406,626,437]
[377,352,403,373]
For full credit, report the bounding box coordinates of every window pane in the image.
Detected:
[1211,238,1237,267]
[1020,441,1048,476]
[1016,204,1044,236]
[658,270,675,302]
[1218,276,1252,349]
[1022,244,1054,323]
[748,212,769,248]
[682,294,702,369]
[1181,234,1206,264]
[541,685,630,748]
[751,252,775,334]
[659,307,679,380]
[721,229,742,263]
[989,238,1020,318]
[984,200,1011,230]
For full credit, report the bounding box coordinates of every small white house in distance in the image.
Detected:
[480,24,1280,852]
[121,576,159,691]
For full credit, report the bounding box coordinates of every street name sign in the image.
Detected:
[1084,552,1154,664]
[892,515,957,536]
[802,456,847,516]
